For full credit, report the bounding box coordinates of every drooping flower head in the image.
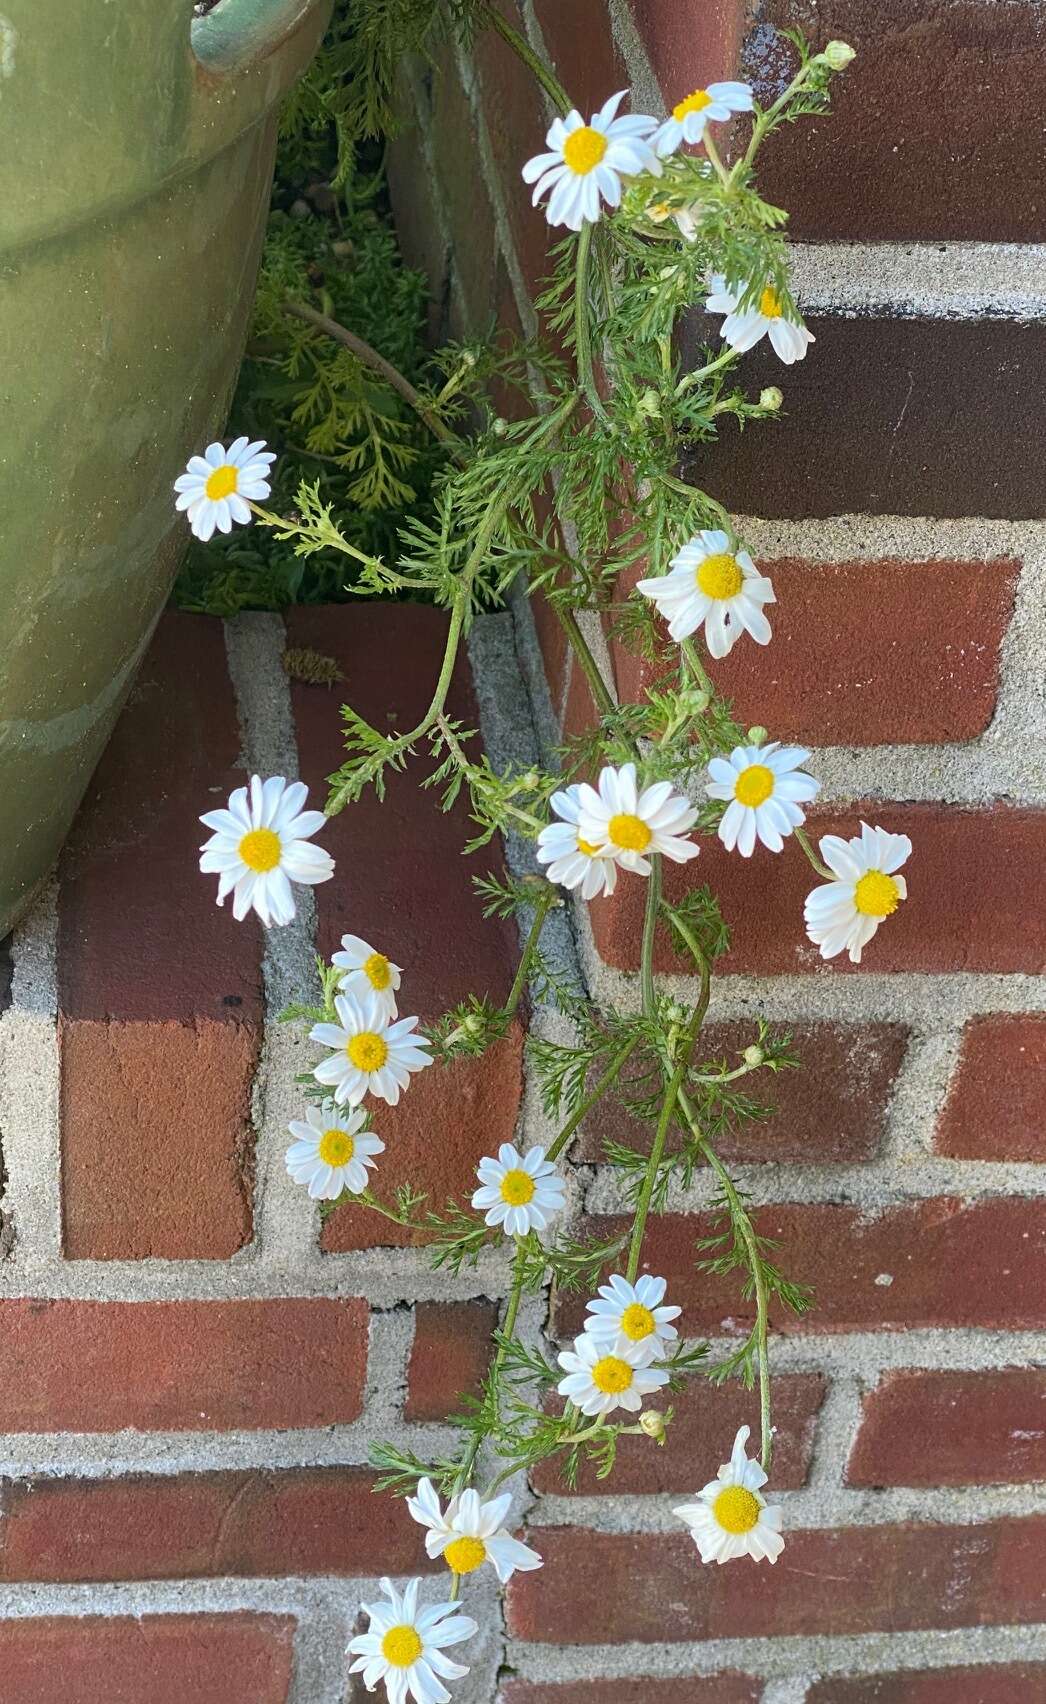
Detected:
[652,81,753,156]
[556,1331,670,1418]
[536,784,619,899]
[705,274,814,364]
[310,990,432,1106]
[285,1101,384,1201]
[406,1478,542,1584]
[583,1273,682,1366]
[333,932,402,1021]
[636,529,775,658]
[674,1424,784,1565]
[804,822,912,964]
[174,437,276,541]
[706,743,820,857]
[472,1143,566,1237]
[576,762,699,876]
[522,90,660,229]
[198,774,334,927]
[347,1576,477,1704]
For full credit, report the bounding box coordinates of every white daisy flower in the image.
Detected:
[804,822,912,965]
[174,436,276,542]
[705,274,814,365]
[521,89,660,230]
[706,742,820,857]
[674,1424,784,1565]
[332,933,402,1020]
[310,990,433,1106]
[198,774,334,927]
[347,1576,476,1704]
[583,1273,682,1366]
[471,1143,566,1237]
[575,761,699,875]
[557,1331,670,1418]
[285,1101,384,1201]
[652,81,753,157]
[635,529,775,658]
[536,785,619,900]
[406,1479,542,1584]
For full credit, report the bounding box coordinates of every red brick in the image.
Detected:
[428,42,499,339]
[637,0,745,106]
[807,1667,1046,1704]
[532,1372,823,1495]
[507,1518,1046,1643]
[589,806,1046,976]
[476,2,553,298]
[0,1614,295,1704]
[406,1300,499,1422]
[848,1370,1046,1489]
[57,613,263,1260]
[936,1015,1046,1162]
[561,1199,1046,1337]
[577,1021,907,1165]
[501,1678,760,1704]
[0,1468,431,1583]
[533,0,628,123]
[0,1298,367,1431]
[612,558,1018,746]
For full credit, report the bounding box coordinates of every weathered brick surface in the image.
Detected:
[634,0,745,105]
[847,1370,1046,1488]
[507,1518,1046,1643]
[476,2,553,299]
[807,1667,1046,1704]
[57,613,263,1260]
[0,1614,296,1704]
[501,1678,761,1704]
[405,1299,500,1422]
[936,1014,1046,1162]
[0,933,11,1014]
[0,1298,367,1432]
[532,0,628,122]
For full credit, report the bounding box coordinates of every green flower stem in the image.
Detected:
[553,606,617,722]
[575,223,611,428]
[794,824,834,881]
[481,2,571,115]
[503,885,558,1021]
[675,344,737,396]
[433,713,547,835]
[680,637,714,700]
[546,1036,639,1164]
[732,59,821,182]
[701,132,732,188]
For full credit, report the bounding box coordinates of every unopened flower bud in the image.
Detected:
[492,417,508,437]
[461,350,478,368]
[821,39,855,69]
[520,770,540,790]
[746,725,768,747]
[759,386,783,412]
[463,1014,485,1036]
[637,388,661,418]
[665,1001,687,1026]
[743,1044,765,1068]
[639,1410,666,1442]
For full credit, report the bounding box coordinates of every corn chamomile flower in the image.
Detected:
[198,774,334,927]
[804,822,912,964]
[522,89,660,230]
[652,81,753,156]
[557,1331,670,1418]
[347,1576,477,1704]
[706,742,820,857]
[536,784,619,899]
[285,1102,384,1200]
[471,1143,566,1237]
[332,933,402,1020]
[406,1479,542,1584]
[636,529,775,658]
[575,761,699,875]
[310,990,433,1106]
[705,274,814,365]
[173,436,276,541]
[583,1273,682,1366]
[674,1424,784,1565]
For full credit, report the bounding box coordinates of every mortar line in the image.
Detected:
[0,881,62,1272]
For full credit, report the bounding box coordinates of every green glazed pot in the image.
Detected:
[0,0,331,939]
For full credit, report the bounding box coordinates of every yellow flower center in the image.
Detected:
[563,124,608,175]
[381,1625,423,1668]
[443,1535,487,1575]
[318,1128,354,1167]
[347,1031,388,1072]
[591,1355,634,1395]
[696,552,743,600]
[713,1485,762,1534]
[620,1302,656,1341]
[237,827,281,872]
[500,1168,536,1206]
[854,870,901,918]
[204,463,239,501]
[608,813,652,852]
[734,764,775,808]
[673,88,712,121]
[363,951,392,990]
[759,286,783,318]
[577,836,602,857]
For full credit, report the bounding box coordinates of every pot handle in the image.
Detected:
[188,0,332,148]
[191,0,319,76]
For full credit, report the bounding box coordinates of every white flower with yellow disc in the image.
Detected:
[347,1576,476,1704]
[285,1102,383,1200]
[804,822,911,964]
[198,774,334,927]
[652,81,753,156]
[536,784,619,899]
[471,1143,566,1237]
[706,743,820,857]
[705,274,814,364]
[636,529,775,657]
[174,437,276,541]
[674,1424,784,1564]
[556,1331,670,1417]
[333,932,402,1020]
[583,1273,681,1367]
[575,761,699,875]
[310,990,432,1106]
[406,1479,542,1584]
[522,90,660,230]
